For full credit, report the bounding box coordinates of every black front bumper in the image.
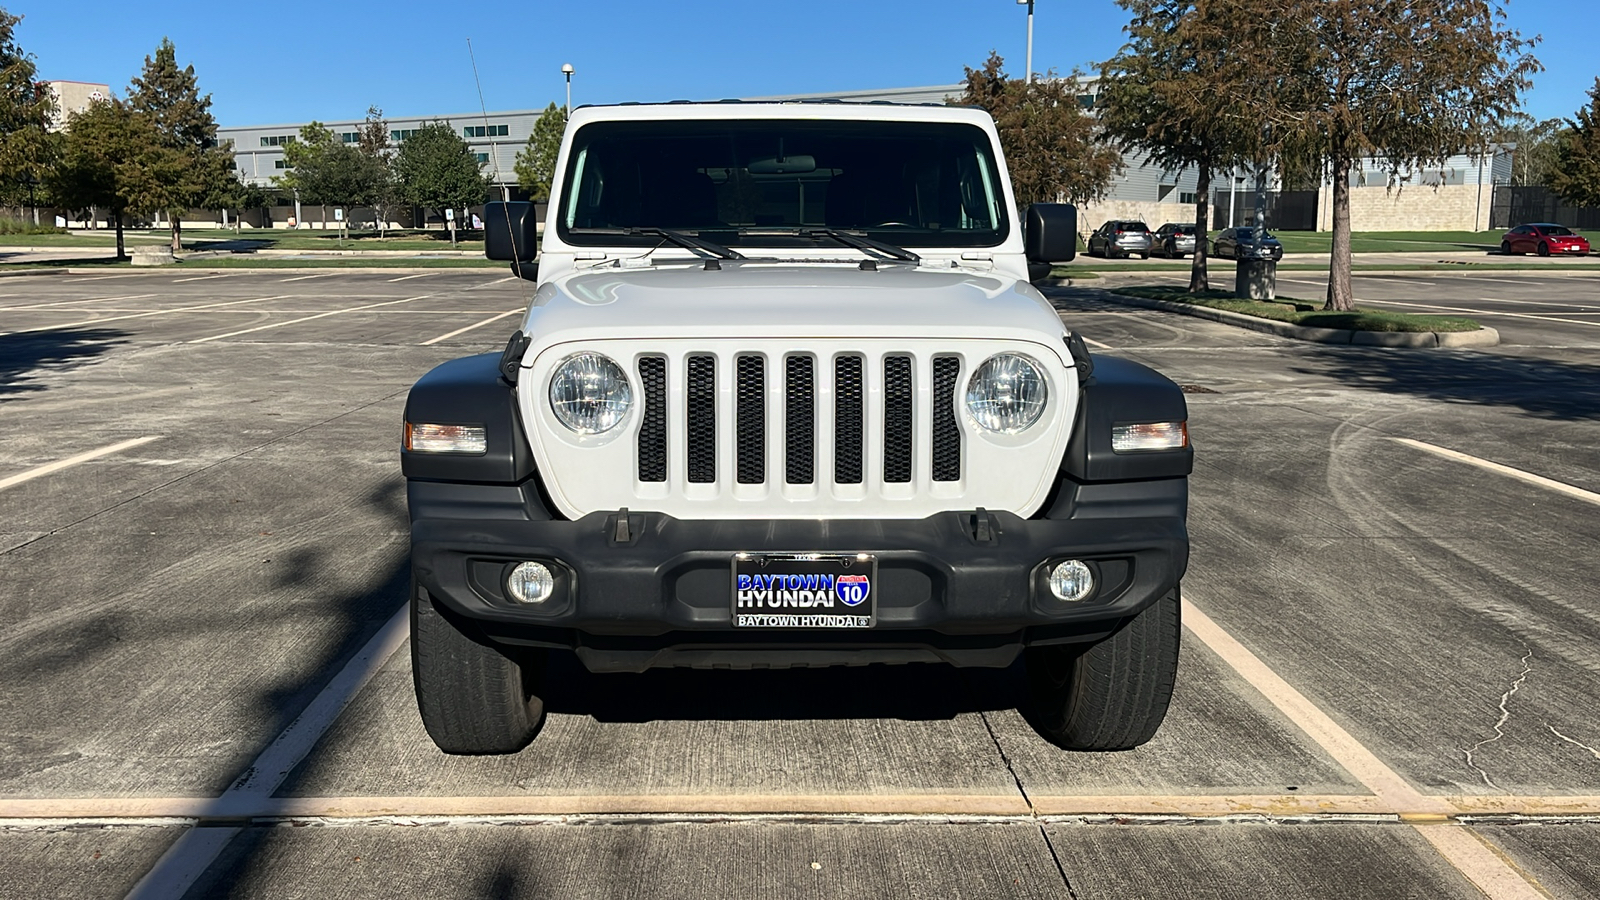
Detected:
[409,476,1188,672]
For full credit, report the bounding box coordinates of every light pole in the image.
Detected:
[562,63,575,116]
[1017,0,1035,84]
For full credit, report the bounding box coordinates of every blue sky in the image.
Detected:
[15,0,1595,127]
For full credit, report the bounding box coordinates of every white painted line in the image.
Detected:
[0,293,157,311]
[0,436,161,492]
[469,276,517,288]
[387,272,438,282]
[1359,298,1600,329]
[187,295,431,343]
[1,295,291,335]
[1412,826,1551,900]
[62,274,142,283]
[1081,336,1114,350]
[1183,596,1546,899]
[1452,296,1600,312]
[279,273,336,282]
[1355,275,1437,287]
[123,606,409,900]
[1392,438,1600,507]
[420,308,523,345]
[171,274,229,283]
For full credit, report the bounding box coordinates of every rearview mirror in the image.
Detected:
[485,201,538,262]
[1025,203,1077,264]
[748,155,817,175]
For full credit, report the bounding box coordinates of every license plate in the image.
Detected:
[731,553,875,628]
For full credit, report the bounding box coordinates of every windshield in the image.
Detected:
[558,118,1009,249]
[1542,225,1575,236]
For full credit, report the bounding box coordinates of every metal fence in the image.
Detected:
[1210,190,1319,231]
[1489,186,1600,230]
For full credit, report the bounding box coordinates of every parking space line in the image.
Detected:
[420,307,523,345]
[1392,438,1600,507]
[1182,596,1545,899]
[1,295,292,335]
[0,293,156,311]
[123,606,409,900]
[61,274,142,283]
[1359,298,1600,329]
[278,273,336,282]
[1080,336,1114,350]
[187,295,433,343]
[0,436,161,492]
[171,274,229,283]
[387,272,437,282]
[1355,275,1437,287]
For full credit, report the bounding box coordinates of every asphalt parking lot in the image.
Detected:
[2,269,1598,899]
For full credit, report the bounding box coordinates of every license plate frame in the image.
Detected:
[730,553,876,629]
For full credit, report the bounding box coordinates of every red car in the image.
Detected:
[1501,223,1590,257]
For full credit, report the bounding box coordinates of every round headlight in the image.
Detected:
[965,354,1048,434]
[549,352,632,434]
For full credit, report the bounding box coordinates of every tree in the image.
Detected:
[1498,116,1564,187]
[48,99,159,258]
[1250,0,1539,310]
[205,164,268,234]
[514,102,567,202]
[0,9,55,216]
[357,106,400,235]
[1548,82,1600,208]
[127,37,235,251]
[277,120,388,229]
[393,121,491,242]
[1099,0,1268,292]
[955,53,1120,209]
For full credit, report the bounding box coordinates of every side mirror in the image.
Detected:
[485,201,538,262]
[1025,203,1077,264]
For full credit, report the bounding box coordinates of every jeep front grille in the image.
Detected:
[639,350,962,489]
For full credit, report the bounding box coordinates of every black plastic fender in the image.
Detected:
[402,352,536,483]
[1062,355,1194,482]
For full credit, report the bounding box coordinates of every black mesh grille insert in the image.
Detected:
[883,355,913,483]
[637,357,667,482]
[785,356,815,484]
[932,356,961,482]
[736,355,764,484]
[686,355,716,483]
[834,356,863,484]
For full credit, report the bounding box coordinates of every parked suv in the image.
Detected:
[1212,226,1284,261]
[402,102,1192,756]
[1152,223,1198,258]
[1087,220,1155,259]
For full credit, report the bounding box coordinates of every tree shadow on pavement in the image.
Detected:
[1290,346,1600,421]
[0,327,128,401]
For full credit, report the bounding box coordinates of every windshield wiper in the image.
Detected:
[798,228,920,264]
[570,227,745,260]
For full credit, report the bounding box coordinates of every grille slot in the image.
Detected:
[736,355,765,484]
[884,355,913,483]
[686,355,716,483]
[637,357,667,482]
[932,356,961,482]
[834,356,863,484]
[785,356,815,484]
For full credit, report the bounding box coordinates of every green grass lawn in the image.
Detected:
[1113,285,1482,333]
[1264,230,1506,254]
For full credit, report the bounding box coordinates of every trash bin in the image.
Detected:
[1235,259,1277,300]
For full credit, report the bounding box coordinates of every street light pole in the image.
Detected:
[562,63,575,116]
[1017,0,1035,85]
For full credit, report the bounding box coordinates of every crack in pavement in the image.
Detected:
[1463,649,1534,791]
[1547,724,1600,763]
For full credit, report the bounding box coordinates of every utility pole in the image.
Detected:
[1018,0,1035,85]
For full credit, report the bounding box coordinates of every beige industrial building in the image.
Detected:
[40,81,111,132]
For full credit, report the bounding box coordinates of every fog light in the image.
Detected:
[506,561,554,604]
[1048,560,1095,603]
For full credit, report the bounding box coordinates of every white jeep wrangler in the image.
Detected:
[402,101,1191,754]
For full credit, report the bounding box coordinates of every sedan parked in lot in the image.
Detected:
[1087,220,1155,259]
[1501,223,1590,257]
[1152,223,1198,258]
[1212,226,1284,261]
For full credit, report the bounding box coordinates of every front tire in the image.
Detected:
[411,578,546,754]
[1538,242,1551,257]
[1025,587,1181,751]
[1501,241,1514,256]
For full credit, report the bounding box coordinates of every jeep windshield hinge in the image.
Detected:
[499,331,532,384]
[1064,332,1095,388]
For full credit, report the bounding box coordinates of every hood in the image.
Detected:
[520,261,1067,351]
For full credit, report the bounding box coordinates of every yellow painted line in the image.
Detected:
[187,295,432,343]
[0,437,161,492]
[1448,796,1600,815]
[1,295,292,335]
[1183,596,1545,899]
[1392,438,1600,507]
[420,308,522,345]
[1028,794,1388,816]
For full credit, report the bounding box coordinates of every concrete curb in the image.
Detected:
[0,267,68,277]
[1104,291,1500,348]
